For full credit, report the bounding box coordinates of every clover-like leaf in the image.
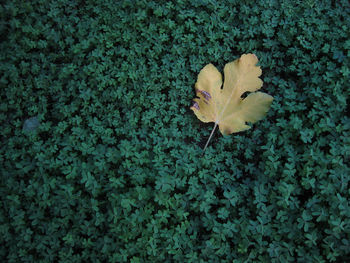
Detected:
[191,54,273,151]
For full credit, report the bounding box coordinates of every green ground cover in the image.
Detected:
[1,0,349,262]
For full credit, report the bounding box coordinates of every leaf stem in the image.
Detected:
[203,122,218,152]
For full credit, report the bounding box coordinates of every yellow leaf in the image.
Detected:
[191,54,273,151]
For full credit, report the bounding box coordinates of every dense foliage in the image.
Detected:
[1,0,349,262]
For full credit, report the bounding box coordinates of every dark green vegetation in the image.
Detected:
[1,0,349,262]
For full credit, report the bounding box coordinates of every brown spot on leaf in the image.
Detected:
[192,102,200,110]
[199,90,211,101]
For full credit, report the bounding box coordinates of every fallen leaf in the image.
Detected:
[191,54,273,151]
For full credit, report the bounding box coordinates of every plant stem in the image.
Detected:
[203,122,218,152]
